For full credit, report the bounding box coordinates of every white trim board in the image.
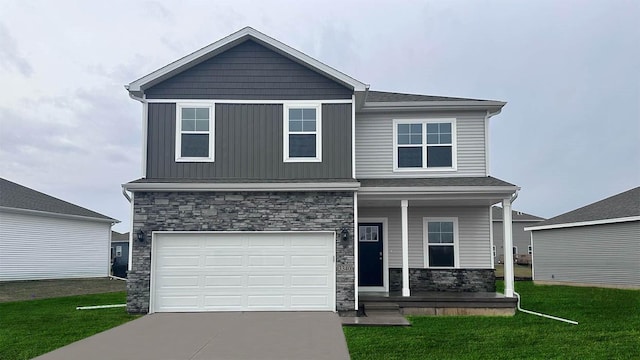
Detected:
[0,206,117,224]
[524,216,640,231]
[123,182,360,192]
[144,99,353,104]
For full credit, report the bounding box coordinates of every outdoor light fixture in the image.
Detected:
[340,226,350,242]
[136,229,145,242]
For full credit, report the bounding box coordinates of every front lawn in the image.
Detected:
[344,282,640,359]
[0,291,138,360]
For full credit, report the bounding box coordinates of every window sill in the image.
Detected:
[393,167,457,172]
[175,158,215,163]
[284,158,322,163]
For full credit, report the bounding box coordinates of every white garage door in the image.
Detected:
[152,232,335,312]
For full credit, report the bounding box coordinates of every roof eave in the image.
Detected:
[127,27,368,94]
[358,100,506,113]
[0,206,119,224]
[525,216,640,231]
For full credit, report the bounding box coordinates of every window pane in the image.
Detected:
[440,123,451,133]
[410,134,422,145]
[428,232,441,243]
[398,124,410,134]
[182,108,195,120]
[440,134,452,144]
[195,108,209,120]
[289,120,302,132]
[398,147,422,167]
[426,123,439,134]
[411,123,422,133]
[398,134,410,145]
[289,134,316,157]
[289,109,302,120]
[427,146,452,167]
[181,134,209,157]
[302,119,316,131]
[182,119,195,131]
[441,232,454,243]
[426,134,439,144]
[441,222,453,232]
[429,245,454,267]
[195,119,209,131]
[302,108,316,120]
[428,222,441,233]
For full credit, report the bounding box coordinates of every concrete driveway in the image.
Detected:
[34,312,350,360]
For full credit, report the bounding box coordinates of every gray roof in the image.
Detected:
[359,176,516,188]
[0,178,116,221]
[534,187,640,227]
[492,206,545,222]
[128,178,359,184]
[111,231,129,242]
[366,91,499,103]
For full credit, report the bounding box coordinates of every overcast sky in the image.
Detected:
[1,0,638,233]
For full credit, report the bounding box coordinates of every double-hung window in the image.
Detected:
[424,218,459,268]
[394,119,456,170]
[176,104,214,162]
[284,104,321,162]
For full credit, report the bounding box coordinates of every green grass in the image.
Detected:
[344,282,640,359]
[0,291,139,360]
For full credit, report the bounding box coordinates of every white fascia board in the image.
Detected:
[358,185,518,195]
[127,27,368,93]
[0,206,119,224]
[524,216,640,231]
[123,182,361,192]
[358,101,506,113]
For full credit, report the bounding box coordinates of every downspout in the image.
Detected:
[506,191,577,325]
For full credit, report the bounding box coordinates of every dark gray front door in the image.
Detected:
[358,223,383,287]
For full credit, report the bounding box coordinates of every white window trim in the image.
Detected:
[283,103,322,162]
[175,103,215,162]
[423,217,460,268]
[392,118,457,172]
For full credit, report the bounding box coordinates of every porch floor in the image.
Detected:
[360,291,517,316]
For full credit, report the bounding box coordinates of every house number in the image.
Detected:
[337,265,354,271]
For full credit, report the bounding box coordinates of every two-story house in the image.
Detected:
[123,27,520,315]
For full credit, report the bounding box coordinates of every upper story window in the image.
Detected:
[284,104,322,162]
[393,119,456,171]
[176,104,215,162]
[423,217,459,268]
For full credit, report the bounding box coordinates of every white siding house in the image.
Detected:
[526,187,640,289]
[0,178,118,281]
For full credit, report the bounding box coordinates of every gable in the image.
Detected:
[145,40,353,100]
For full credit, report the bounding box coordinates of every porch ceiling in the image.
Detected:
[358,196,503,207]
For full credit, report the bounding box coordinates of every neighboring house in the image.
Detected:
[0,178,118,281]
[492,207,544,265]
[526,187,639,289]
[111,231,129,278]
[123,27,520,314]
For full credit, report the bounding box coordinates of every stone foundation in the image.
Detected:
[389,268,496,293]
[127,191,355,313]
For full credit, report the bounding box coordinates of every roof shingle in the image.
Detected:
[365,91,499,103]
[0,178,116,221]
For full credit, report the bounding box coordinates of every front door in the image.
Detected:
[358,223,383,287]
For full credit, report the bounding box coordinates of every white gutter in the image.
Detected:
[123,182,361,192]
[514,292,578,325]
[524,216,640,231]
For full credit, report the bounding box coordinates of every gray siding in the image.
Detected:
[145,40,352,100]
[493,221,539,260]
[533,221,640,287]
[359,206,491,268]
[355,111,487,178]
[146,103,352,180]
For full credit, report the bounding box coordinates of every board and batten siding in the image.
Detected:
[355,111,487,178]
[359,206,491,268]
[0,211,111,281]
[147,103,352,180]
[145,40,352,100]
[533,221,640,288]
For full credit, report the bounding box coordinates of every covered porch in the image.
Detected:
[354,177,520,315]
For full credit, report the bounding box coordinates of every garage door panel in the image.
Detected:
[153,232,335,312]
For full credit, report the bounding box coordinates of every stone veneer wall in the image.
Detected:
[389,268,496,292]
[127,191,354,314]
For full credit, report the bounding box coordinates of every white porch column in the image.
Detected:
[502,198,515,297]
[401,200,410,296]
